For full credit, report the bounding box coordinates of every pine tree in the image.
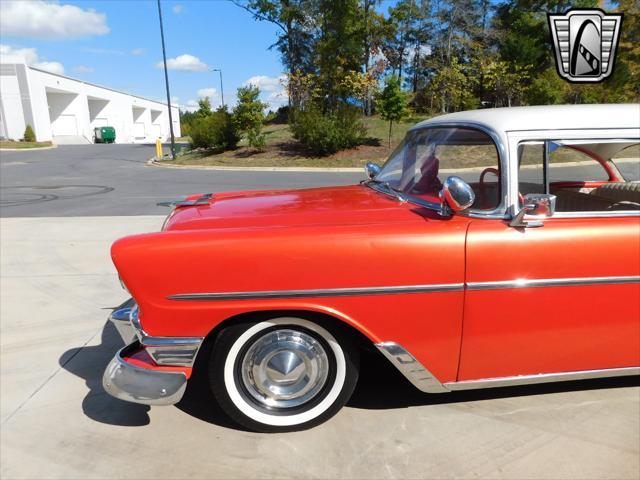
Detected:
[377,76,408,148]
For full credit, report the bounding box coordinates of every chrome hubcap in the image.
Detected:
[240,329,330,409]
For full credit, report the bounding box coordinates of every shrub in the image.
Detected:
[189,108,240,150]
[23,125,36,142]
[289,104,366,155]
[233,85,267,150]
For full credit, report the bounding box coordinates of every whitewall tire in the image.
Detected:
[208,316,359,432]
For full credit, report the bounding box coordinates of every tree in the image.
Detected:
[484,60,531,107]
[377,75,408,147]
[232,1,316,106]
[316,0,364,110]
[429,57,477,112]
[233,85,268,150]
[196,97,213,117]
[23,125,35,142]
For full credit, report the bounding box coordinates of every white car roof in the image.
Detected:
[413,104,640,135]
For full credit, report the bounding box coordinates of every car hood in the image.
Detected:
[163,184,436,231]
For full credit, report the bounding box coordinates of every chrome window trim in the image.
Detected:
[551,210,640,219]
[467,275,640,291]
[511,134,640,219]
[402,121,510,219]
[168,283,465,301]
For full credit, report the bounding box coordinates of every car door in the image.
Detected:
[458,134,640,381]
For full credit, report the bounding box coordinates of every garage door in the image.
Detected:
[133,122,146,138]
[52,115,78,136]
[150,123,162,138]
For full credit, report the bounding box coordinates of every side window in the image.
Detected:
[549,146,610,182]
[435,143,501,210]
[612,144,640,182]
[518,143,545,196]
[518,140,640,213]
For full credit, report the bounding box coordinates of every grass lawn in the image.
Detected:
[160,115,429,168]
[0,140,53,149]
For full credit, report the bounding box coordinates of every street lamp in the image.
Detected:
[156,0,176,160]
[210,68,225,109]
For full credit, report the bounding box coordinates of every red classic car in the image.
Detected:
[104,104,640,432]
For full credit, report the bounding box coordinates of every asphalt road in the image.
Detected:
[0,145,362,217]
[2,216,638,479]
[2,144,637,218]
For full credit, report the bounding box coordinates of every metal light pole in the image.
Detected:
[157,0,176,160]
[211,68,225,109]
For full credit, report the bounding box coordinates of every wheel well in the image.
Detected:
[194,310,376,371]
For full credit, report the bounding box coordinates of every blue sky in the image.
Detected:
[0,0,301,111]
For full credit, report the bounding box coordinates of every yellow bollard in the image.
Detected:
[155,138,163,159]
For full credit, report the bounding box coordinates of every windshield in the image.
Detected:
[373,127,502,211]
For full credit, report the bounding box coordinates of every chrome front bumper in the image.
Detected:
[102,342,187,406]
[103,299,204,406]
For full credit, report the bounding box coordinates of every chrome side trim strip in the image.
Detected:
[445,366,640,391]
[467,275,640,291]
[168,275,639,301]
[375,342,449,393]
[168,283,464,301]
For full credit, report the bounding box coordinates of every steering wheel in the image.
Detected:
[477,167,499,208]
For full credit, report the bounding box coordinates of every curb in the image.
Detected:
[0,144,58,152]
[146,158,363,173]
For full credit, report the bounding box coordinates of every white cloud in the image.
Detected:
[0,44,65,74]
[0,1,109,40]
[157,54,208,72]
[184,99,199,112]
[74,65,94,74]
[243,75,288,111]
[33,61,65,75]
[243,75,286,92]
[406,44,432,64]
[131,48,145,56]
[197,87,217,99]
[0,44,38,64]
[172,4,184,14]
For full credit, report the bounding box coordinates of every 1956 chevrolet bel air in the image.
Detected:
[104,104,640,432]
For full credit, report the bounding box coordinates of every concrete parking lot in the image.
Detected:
[1,146,639,479]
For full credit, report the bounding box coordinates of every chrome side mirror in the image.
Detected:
[365,162,381,179]
[440,176,475,213]
[509,193,556,228]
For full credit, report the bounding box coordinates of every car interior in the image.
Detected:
[518,141,640,212]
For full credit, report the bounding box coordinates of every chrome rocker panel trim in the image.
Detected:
[108,302,204,367]
[376,341,640,394]
[102,342,187,406]
[375,342,449,393]
[445,366,640,391]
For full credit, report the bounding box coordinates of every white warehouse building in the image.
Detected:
[0,61,180,144]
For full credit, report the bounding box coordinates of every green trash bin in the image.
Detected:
[94,126,116,144]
